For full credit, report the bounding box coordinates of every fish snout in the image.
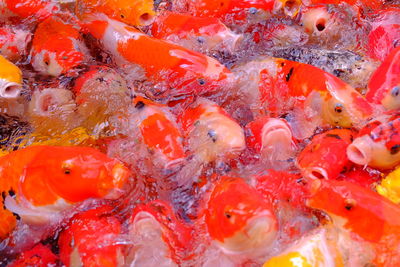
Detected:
[347,135,373,166]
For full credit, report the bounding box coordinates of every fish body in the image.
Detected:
[204,176,277,255]
[366,47,400,110]
[82,13,232,100]
[151,11,242,53]
[0,26,31,62]
[377,166,400,204]
[128,200,194,266]
[30,15,87,77]
[1,0,59,21]
[0,145,130,239]
[307,179,400,266]
[58,205,124,267]
[297,129,355,180]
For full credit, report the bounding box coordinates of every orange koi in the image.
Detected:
[129,200,194,265]
[7,244,58,267]
[30,15,88,77]
[0,55,22,99]
[58,205,123,267]
[297,129,355,180]
[81,13,232,100]
[151,11,242,53]
[366,47,400,110]
[0,145,130,239]
[307,179,400,266]
[75,0,155,26]
[204,176,277,254]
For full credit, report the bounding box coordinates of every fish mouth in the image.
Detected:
[0,79,21,99]
[261,119,294,150]
[219,212,277,254]
[347,136,372,166]
[305,167,329,180]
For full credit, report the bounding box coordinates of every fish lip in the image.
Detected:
[305,167,329,180]
[0,79,21,99]
[347,136,372,166]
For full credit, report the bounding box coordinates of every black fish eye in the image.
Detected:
[344,199,356,210]
[63,168,71,175]
[391,86,400,97]
[390,144,400,155]
[198,78,206,85]
[334,103,343,113]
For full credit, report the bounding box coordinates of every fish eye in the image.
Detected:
[334,103,344,113]
[391,86,400,97]
[249,7,258,14]
[197,36,205,44]
[390,144,400,155]
[62,161,73,175]
[224,212,232,219]
[120,14,125,19]
[198,78,206,85]
[344,198,356,211]
[63,169,71,175]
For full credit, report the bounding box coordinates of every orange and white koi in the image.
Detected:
[307,179,400,266]
[179,97,245,164]
[366,47,400,110]
[0,55,22,99]
[75,0,155,26]
[297,129,355,180]
[151,11,242,53]
[347,113,400,169]
[30,15,88,77]
[0,145,130,240]
[128,200,194,266]
[203,176,277,255]
[233,57,373,138]
[0,26,31,62]
[58,205,124,267]
[81,13,232,100]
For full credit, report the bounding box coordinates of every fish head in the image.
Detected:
[205,176,277,253]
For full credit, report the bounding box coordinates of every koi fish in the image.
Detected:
[81,13,232,100]
[179,97,245,164]
[307,179,400,266]
[30,15,88,77]
[245,116,297,162]
[1,0,59,22]
[175,0,301,23]
[263,226,374,267]
[304,0,385,10]
[233,57,373,138]
[151,11,242,53]
[204,176,277,255]
[347,114,400,169]
[366,47,400,110]
[128,200,194,266]
[367,8,400,62]
[376,166,400,204]
[0,26,31,62]
[255,169,309,211]
[73,65,131,131]
[75,0,156,26]
[297,129,355,180]
[337,167,381,189]
[58,205,124,267]
[0,145,130,240]
[27,88,80,135]
[7,244,58,267]
[0,55,22,99]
